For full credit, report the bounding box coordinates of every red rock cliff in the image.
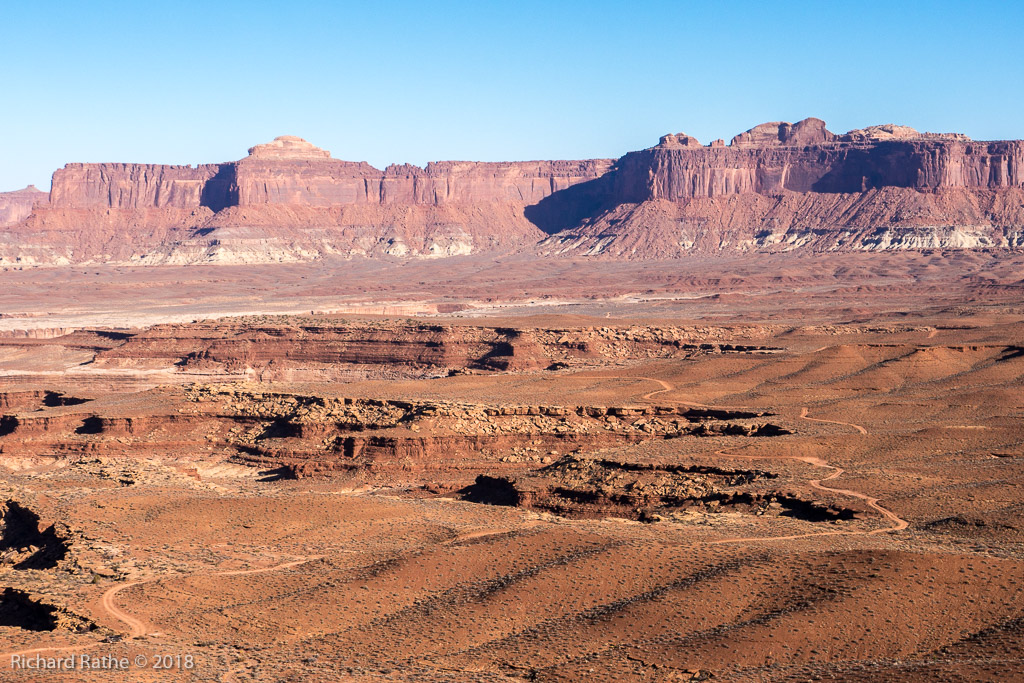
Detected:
[611,119,1024,203]
[49,164,229,209]
[536,119,1024,257]
[7,124,1024,264]
[0,186,49,227]
[47,136,614,211]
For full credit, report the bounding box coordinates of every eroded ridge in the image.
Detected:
[91,320,779,379]
[0,383,792,481]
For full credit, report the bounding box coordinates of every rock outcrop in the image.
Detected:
[658,133,702,148]
[458,454,865,523]
[1,139,612,264]
[247,135,332,161]
[4,120,1024,263]
[729,117,834,148]
[0,186,48,227]
[838,124,971,143]
[89,318,777,381]
[0,382,790,482]
[539,118,1024,257]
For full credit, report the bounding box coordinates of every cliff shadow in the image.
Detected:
[199,165,238,212]
[811,142,921,193]
[524,175,618,235]
[1,501,69,570]
[457,475,521,506]
[0,589,60,631]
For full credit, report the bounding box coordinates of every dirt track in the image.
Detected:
[98,556,323,640]
[2,310,1023,681]
[617,374,908,541]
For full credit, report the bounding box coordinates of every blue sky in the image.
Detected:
[3,0,1022,190]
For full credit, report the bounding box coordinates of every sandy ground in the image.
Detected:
[2,250,1024,334]
[1,255,1023,681]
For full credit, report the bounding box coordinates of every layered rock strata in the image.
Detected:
[1,384,877,527]
[2,140,613,263]
[5,121,1024,263]
[92,319,776,380]
[0,383,789,483]
[0,186,48,227]
[539,119,1024,257]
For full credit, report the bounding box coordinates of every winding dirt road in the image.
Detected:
[100,581,147,638]
[3,529,536,671]
[636,376,710,407]
[606,374,907,541]
[1,374,907,672]
[799,406,868,435]
[101,556,323,639]
[709,447,908,543]
[0,555,323,671]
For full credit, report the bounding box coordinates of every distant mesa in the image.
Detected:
[0,184,49,228]
[246,135,332,161]
[1,117,1018,264]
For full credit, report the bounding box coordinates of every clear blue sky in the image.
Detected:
[3,0,1022,191]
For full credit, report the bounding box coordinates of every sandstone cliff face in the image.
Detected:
[227,158,612,208]
[13,138,611,264]
[0,186,48,227]
[539,119,1024,257]
[612,135,1024,202]
[46,140,613,212]
[49,164,230,210]
[6,123,1024,264]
